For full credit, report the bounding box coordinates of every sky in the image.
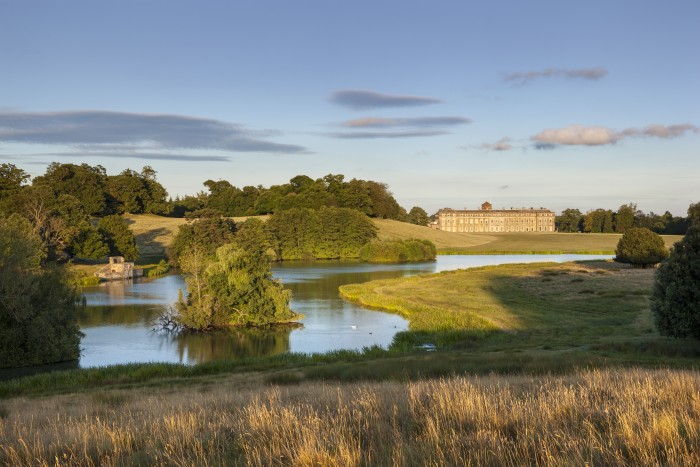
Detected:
[1,1,698,216]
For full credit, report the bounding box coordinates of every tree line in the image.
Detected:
[170,207,382,263]
[1,162,432,262]
[556,202,698,235]
[174,173,430,224]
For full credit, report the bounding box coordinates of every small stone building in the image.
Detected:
[95,256,143,281]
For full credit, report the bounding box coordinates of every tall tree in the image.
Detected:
[556,208,583,232]
[614,203,636,233]
[407,206,430,226]
[175,234,299,330]
[98,215,139,261]
[0,163,30,201]
[0,214,82,368]
[688,202,700,226]
[33,163,108,216]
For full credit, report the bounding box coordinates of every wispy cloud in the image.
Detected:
[42,152,231,162]
[479,137,513,151]
[330,90,442,110]
[0,110,309,155]
[341,116,470,128]
[328,130,448,139]
[531,123,699,148]
[504,67,608,85]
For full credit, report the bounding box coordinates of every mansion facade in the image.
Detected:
[432,202,555,233]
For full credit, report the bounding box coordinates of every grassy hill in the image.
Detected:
[374,218,682,254]
[125,214,684,260]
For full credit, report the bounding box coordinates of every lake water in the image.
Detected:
[72,254,612,368]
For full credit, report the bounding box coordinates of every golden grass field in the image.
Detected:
[1,368,698,465]
[124,214,683,260]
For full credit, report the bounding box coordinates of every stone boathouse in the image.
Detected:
[95,256,144,281]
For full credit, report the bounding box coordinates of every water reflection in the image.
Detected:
[73,254,613,368]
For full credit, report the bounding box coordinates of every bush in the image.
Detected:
[651,224,700,339]
[146,259,170,277]
[358,239,437,263]
[614,227,668,268]
[0,215,82,368]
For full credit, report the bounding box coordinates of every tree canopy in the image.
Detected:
[651,224,700,339]
[0,214,82,368]
[174,228,299,330]
[266,207,377,260]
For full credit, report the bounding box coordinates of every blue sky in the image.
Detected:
[1,1,698,215]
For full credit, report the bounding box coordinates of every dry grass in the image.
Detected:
[1,368,698,465]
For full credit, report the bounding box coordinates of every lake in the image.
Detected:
[73,254,612,368]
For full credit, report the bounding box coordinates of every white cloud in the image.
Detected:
[532,125,621,146]
[531,123,699,149]
[479,137,513,151]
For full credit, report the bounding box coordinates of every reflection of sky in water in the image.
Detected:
[77,254,613,367]
[81,274,186,306]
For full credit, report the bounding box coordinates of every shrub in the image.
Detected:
[358,239,437,263]
[651,224,700,339]
[614,227,668,268]
[146,259,170,277]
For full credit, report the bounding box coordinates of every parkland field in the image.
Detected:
[2,215,695,465]
[124,214,683,260]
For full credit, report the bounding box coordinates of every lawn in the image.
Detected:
[339,260,700,361]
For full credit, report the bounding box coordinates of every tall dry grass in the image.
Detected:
[1,368,698,465]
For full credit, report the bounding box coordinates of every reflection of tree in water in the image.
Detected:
[283,268,429,300]
[171,325,300,364]
[78,305,163,327]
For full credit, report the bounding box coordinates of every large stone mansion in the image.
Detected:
[432,202,555,233]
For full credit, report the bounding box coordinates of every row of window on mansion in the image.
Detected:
[431,203,556,233]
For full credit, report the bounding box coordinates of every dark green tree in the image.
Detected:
[71,225,110,259]
[688,202,700,226]
[556,208,583,232]
[0,163,30,202]
[0,214,82,368]
[584,209,613,233]
[175,236,299,330]
[651,224,700,338]
[33,163,108,216]
[266,207,377,260]
[614,227,669,268]
[98,215,139,261]
[614,203,636,233]
[407,206,430,226]
[168,213,237,265]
